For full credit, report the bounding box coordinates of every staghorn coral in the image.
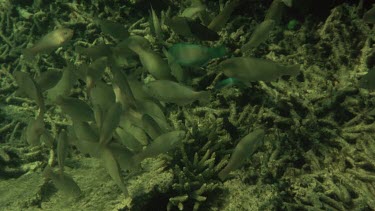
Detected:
[1,1,375,211]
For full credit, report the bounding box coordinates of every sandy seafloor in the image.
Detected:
[1,0,375,210]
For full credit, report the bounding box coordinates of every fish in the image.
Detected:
[46,63,77,102]
[218,129,265,180]
[359,68,375,90]
[180,0,206,19]
[111,65,137,109]
[219,57,300,82]
[99,103,122,146]
[127,42,173,80]
[25,114,45,146]
[36,70,62,93]
[142,114,164,140]
[76,44,112,60]
[149,6,163,40]
[55,96,94,122]
[72,122,101,157]
[363,6,375,24]
[163,47,187,83]
[265,0,285,22]
[57,129,69,173]
[23,28,73,60]
[241,19,275,53]
[115,126,144,152]
[100,147,128,195]
[208,0,241,31]
[40,130,54,148]
[214,77,246,90]
[165,16,219,41]
[13,71,45,113]
[168,43,227,67]
[132,130,186,165]
[82,57,108,90]
[281,0,292,7]
[143,80,210,106]
[89,81,116,112]
[95,18,129,41]
[43,165,81,198]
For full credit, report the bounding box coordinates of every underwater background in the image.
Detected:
[1,0,375,210]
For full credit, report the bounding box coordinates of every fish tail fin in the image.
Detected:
[197,91,211,105]
[42,165,54,179]
[22,48,35,62]
[286,64,301,76]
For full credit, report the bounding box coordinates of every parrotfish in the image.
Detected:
[25,114,45,146]
[265,0,285,22]
[149,6,163,40]
[100,147,128,195]
[241,19,275,53]
[43,165,81,198]
[57,129,69,173]
[132,130,186,165]
[359,68,375,90]
[165,16,219,41]
[180,0,206,19]
[143,80,210,106]
[95,18,129,41]
[127,42,173,80]
[220,57,300,82]
[214,77,246,90]
[99,103,122,146]
[218,129,265,180]
[13,71,45,113]
[208,0,241,31]
[168,43,227,67]
[23,28,73,60]
[55,96,94,122]
[363,6,375,24]
[46,64,77,102]
[281,0,292,7]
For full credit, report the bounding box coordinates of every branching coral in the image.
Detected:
[1,1,375,211]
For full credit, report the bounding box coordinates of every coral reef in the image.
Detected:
[0,0,375,210]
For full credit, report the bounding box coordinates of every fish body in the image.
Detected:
[56,96,94,122]
[25,114,45,146]
[23,28,73,60]
[57,129,68,173]
[43,165,81,198]
[220,57,300,82]
[208,0,241,31]
[99,103,122,145]
[46,64,76,102]
[95,19,129,40]
[265,0,285,22]
[364,6,375,24]
[214,77,245,90]
[241,19,275,52]
[359,68,375,90]
[143,80,210,105]
[165,16,219,41]
[100,147,128,195]
[133,130,186,164]
[13,71,45,113]
[218,129,265,180]
[129,44,173,80]
[168,43,227,67]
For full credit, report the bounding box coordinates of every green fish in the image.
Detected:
[143,80,210,106]
[168,43,227,67]
[220,57,300,82]
[214,77,246,90]
[218,129,265,180]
